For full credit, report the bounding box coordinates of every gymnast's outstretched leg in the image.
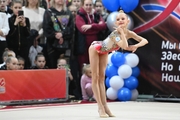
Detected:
[99,54,115,117]
[89,45,108,118]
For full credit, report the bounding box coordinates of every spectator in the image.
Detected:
[6,0,11,7]
[75,0,106,72]
[71,0,82,10]
[0,49,15,68]
[0,12,9,64]
[68,4,77,22]
[28,29,43,67]
[0,0,12,17]
[94,0,109,21]
[68,4,84,100]
[39,0,49,9]
[17,56,25,70]
[6,0,30,68]
[22,0,45,45]
[94,0,110,40]
[0,56,18,70]
[30,53,48,69]
[43,0,74,68]
[57,58,73,81]
[80,64,94,101]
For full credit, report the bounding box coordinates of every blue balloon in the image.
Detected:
[105,64,118,78]
[120,0,139,13]
[111,52,125,67]
[132,67,140,77]
[124,76,139,90]
[105,77,110,88]
[117,87,132,101]
[102,0,120,12]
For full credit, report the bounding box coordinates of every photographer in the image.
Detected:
[6,0,30,68]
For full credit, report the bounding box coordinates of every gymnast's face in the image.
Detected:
[115,13,129,28]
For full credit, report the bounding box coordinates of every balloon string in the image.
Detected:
[132,11,167,41]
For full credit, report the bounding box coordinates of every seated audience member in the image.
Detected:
[17,56,25,70]
[0,49,16,68]
[80,64,94,101]
[0,56,18,70]
[30,53,48,69]
[57,58,73,80]
[28,29,43,67]
[57,57,75,98]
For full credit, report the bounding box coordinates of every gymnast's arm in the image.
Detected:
[126,31,148,52]
[110,27,129,50]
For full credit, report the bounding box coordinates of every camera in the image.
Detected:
[18,10,24,16]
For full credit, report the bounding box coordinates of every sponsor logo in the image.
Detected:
[0,78,5,93]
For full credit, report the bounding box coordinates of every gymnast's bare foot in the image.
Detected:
[98,107,109,118]
[104,105,115,117]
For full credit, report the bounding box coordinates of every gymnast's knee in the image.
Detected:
[99,73,105,80]
[92,74,100,83]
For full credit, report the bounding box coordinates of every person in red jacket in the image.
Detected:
[75,0,106,72]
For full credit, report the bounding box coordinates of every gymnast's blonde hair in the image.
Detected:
[119,10,124,13]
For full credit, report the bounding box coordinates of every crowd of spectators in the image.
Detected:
[0,0,110,101]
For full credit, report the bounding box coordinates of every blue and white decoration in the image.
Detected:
[105,52,140,101]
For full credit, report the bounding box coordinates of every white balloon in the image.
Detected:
[118,64,132,79]
[106,12,118,32]
[125,53,139,67]
[108,52,114,64]
[106,87,118,100]
[127,15,134,30]
[131,89,139,101]
[109,75,124,90]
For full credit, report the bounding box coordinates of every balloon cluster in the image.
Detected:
[105,52,140,101]
[102,0,139,13]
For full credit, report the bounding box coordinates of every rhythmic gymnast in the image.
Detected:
[88,10,148,118]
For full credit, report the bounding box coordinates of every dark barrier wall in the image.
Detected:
[131,0,180,96]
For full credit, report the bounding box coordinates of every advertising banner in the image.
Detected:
[0,70,66,101]
[132,0,180,97]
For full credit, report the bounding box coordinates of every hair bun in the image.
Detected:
[119,10,124,13]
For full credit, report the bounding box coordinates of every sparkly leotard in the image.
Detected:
[91,30,120,54]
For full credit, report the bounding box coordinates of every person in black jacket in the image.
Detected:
[6,0,30,69]
[43,0,74,68]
